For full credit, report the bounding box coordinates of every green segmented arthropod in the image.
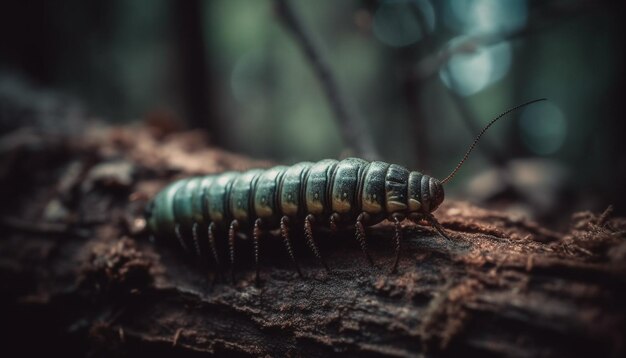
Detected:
[146,99,545,283]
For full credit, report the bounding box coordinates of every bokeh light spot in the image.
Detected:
[446,0,528,34]
[520,101,567,155]
[373,0,435,47]
[439,38,511,96]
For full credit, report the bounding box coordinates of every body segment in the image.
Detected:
[330,158,368,220]
[229,169,264,222]
[360,161,389,221]
[207,172,239,224]
[279,162,313,217]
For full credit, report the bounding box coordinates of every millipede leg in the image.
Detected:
[253,218,262,286]
[329,213,340,234]
[191,222,202,259]
[304,214,329,272]
[355,213,375,266]
[427,215,452,241]
[207,222,221,273]
[391,215,402,274]
[280,216,302,277]
[175,223,190,253]
[228,220,239,284]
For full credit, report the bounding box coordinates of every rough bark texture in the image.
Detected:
[1,124,625,357]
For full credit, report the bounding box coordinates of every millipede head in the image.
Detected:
[430,177,445,212]
[407,172,444,215]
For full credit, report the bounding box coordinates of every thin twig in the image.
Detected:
[413,0,609,81]
[400,2,434,170]
[419,1,611,167]
[401,55,429,170]
[414,32,519,81]
[597,205,614,227]
[274,0,380,160]
[408,2,506,167]
[440,66,508,166]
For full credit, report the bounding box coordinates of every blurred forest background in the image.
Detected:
[0,0,624,225]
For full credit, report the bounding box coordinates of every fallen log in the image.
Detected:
[1,124,624,357]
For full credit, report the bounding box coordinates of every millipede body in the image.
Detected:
[146,158,445,281]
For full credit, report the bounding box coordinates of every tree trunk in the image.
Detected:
[1,124,624,357]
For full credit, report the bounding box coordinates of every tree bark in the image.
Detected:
[1,124,624,357]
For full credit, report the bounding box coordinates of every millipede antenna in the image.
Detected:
[440,98,547,185]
